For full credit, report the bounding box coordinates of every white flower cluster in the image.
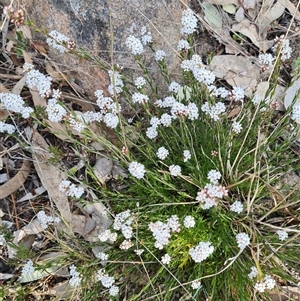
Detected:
[58,180,84,198]
[113,210,134,250]
[0,121,15,134]
[155,50,166,62]
[26,69,52,97]
[132,92,149,104]
[45,98,67,122]
[169,164,181,176]
[69,265,82,287]
[68,114,86,132]
[201,101,226,121]
[180,9,198,35]
[196,170,228,209]
[232,121,243,134]
[272,36,292,61]
[46,30,70,53]
[98,229,117,243]
[181,55,215,86]
[230,201,244,214]
[0,92,34,118]
[291,103,300,124]
[149,215,180,250]
[169,81,181,93]
[95,89,120,128]
[161,253,171,265]
[156,146,169,160]
[128,161,146,179]
[276,230,288,241]
[236,232,250,250]
[248,266,258,279]
[191,280,202,290]
[21,260,34,276]
[108,70,124,96]
[209,86,229,98]
[37,210,60,229]
[126,26,152,55]
[207,169,221,184]
[189,241,214,263]
[97,252,108,261]
[258,53,275,69]
[183,215,195,228]
[134,76,147,89]
[231,87,245,102]
[183,150,191,162]
[97,269,119,296]
[254,275,276,292]
[177,39,191,51]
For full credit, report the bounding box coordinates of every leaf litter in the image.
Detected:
[0,0,300,298]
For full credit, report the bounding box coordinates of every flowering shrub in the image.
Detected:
[2,6,300,301]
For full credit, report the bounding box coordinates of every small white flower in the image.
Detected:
[230,201,244,214]
[156,147,169,160]
[134,76,147,89]
[134,249,144,256]
[132,92,149,104]
[236,232,250,250]
[126,35,144,55]
[161,254,171,265]
[146,126,158,139]
[177,39,191,51]
[69,264,81,287]
[169,81,181,93]
[128,161,146,179]
[97,252,108,261]
[104,113,119,129]
[160,113,173,127]
[46,30,70,53]
[248,266,258,279]
[189,241,214,263]
[155,50,166,62]
[180,9,198,35]
[167,215,181,233]
[231,87,245,102]
[207,170,221,184]
[276,230,288,241]
[264,275,276,290]
[0,121,15,134]
[119,239,133,250]
[183,150,191,162]
[21,260,34,276]
[169,165,181,176]
[183,216,195,228]
[232,121,243,134]
[109,285,120,296]
[191,280,202,290]
[254,281,266,293]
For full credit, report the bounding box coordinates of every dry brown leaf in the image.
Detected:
[16,25,32,40]
[0,156,30,199]
[93,157,113,185]
[256,0,286,35]
[284,78,300,109]
[242,0,257,9]
[227,106,241,118]
[70,214,95,236]
[209,55,260,96]
[45,62,64,82]
[31,130,72,223]
[232,19,273,52]
[22,50,33,65]
[11,75,27,95]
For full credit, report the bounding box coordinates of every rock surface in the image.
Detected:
[24,0,187,101]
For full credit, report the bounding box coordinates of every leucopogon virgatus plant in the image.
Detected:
[1,6,300,301]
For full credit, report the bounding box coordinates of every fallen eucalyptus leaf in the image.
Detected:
[93,157,113,185]
[284,78,300,109]
[222,4,236,14]
[209,55,260,96]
